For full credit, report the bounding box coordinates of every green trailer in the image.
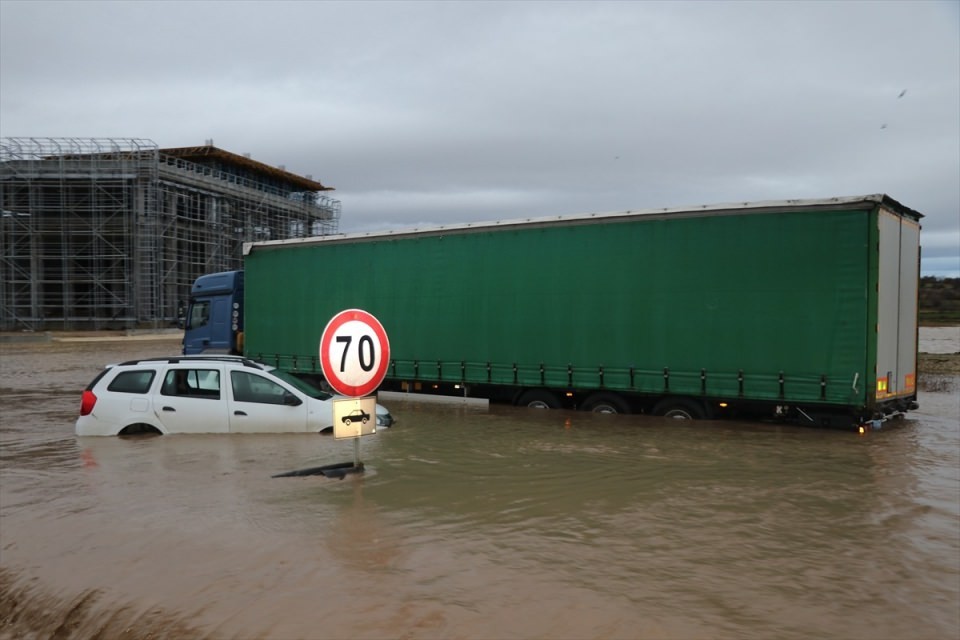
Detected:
[241,194,922,428]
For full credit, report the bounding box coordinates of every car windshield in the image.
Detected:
[270,370,332,400]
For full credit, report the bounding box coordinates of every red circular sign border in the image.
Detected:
[319,309,391,397]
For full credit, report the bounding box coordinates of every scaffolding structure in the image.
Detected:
[0,137,341,331]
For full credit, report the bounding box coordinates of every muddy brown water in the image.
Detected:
[1,335,958,640]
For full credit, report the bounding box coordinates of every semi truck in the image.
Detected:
[183,194,923,429]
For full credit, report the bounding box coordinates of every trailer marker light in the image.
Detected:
[565,392,574,397]
[718,402,728,408]
[904,374,915,391]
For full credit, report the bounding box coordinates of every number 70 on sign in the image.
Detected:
[319,309,391,398]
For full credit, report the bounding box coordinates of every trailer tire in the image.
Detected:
[652,398,706,420]
[517,390,561,410]
[582,392,630,414]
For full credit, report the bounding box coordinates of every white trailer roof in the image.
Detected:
[244,193,922,254]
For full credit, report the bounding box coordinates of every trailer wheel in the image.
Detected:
[652,398,705,420]
[582,393,630,414]
[517,390,561,410]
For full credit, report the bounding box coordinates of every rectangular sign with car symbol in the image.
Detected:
[333,396,377,439]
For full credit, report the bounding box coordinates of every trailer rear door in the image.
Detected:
[875,208,920,399]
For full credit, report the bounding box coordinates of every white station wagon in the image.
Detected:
[76,356,393,436]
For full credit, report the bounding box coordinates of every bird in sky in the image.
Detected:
[898,89,907,98]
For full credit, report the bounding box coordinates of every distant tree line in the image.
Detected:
[919,276,960,324]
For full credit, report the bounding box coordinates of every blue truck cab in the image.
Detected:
[182,270,244,355]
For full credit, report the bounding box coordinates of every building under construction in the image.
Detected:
[0,137,340,331]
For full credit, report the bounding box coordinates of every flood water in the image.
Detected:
[1,334,958,640]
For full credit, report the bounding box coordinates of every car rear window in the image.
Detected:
[107,370,156,394]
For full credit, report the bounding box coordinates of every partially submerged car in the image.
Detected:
[76,356,394,436]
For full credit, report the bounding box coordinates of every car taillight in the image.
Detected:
[80,390,97,416]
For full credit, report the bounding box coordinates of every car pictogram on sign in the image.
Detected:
[341,409,370,426]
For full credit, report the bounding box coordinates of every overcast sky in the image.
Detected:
[2,0,958,275]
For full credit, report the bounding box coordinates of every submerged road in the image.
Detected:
[1,331,958,639]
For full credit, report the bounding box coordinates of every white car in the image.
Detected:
[75,356,394,436]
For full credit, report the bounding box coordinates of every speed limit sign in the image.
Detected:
[319,309,391,397]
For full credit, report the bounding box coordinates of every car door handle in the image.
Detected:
[234,410,247,416]
[162,406,176,412]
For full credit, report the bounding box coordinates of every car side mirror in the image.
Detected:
[283,392,302,407]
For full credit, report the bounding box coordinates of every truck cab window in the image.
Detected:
[187,301,210,329]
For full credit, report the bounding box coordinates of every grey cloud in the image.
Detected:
[2,0,957,274]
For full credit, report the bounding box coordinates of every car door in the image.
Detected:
[153,365,229,433]
[227,369,309,433]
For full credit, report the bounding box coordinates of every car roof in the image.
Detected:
[111,356,267,370]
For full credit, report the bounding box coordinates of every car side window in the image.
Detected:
[107,370,156,394]
[231,371,290,405]
[161,368,220,399]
